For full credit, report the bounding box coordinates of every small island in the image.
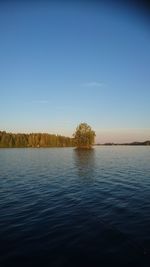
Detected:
[73,123,96,149]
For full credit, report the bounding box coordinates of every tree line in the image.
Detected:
[0,131,75,148]
[0,123,96,148]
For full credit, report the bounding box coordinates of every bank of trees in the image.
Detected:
[0,131,75,148]
[0,123,96,148]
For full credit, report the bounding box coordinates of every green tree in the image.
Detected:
[73,123,96,149]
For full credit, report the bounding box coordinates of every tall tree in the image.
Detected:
[73,123,96,149]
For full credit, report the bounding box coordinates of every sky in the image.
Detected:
[0,1,150,143]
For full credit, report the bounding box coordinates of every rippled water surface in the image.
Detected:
[0,147,150,266]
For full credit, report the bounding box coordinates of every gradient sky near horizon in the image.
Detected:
[0,1,150,143]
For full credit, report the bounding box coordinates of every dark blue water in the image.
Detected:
[0,147,150,266]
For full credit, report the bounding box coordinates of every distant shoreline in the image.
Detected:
[95,141,150,146]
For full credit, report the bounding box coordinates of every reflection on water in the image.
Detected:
[73,148,96,182]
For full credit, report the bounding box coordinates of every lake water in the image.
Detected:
[0,147,150,266]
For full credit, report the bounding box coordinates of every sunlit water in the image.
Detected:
[0,147,150,266]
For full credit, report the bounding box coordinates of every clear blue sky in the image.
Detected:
[0,1,150,142]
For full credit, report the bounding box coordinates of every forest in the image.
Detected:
[0,131,75,148]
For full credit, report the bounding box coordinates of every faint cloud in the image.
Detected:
[81,81,104,87]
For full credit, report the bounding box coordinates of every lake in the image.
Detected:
[0,147,150,266]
